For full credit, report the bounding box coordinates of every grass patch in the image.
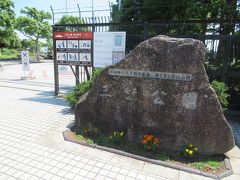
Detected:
[191,160,222,171]
[69,127,225,174]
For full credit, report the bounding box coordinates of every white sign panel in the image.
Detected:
[67,40,78,49]
[79,40,91,49]
[68,53,79,61]
[57,53,67,61]
[94,32,126,67]
[56,40,67,49]
[21,51,30,71]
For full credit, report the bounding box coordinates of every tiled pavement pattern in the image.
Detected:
[0,62,240,180]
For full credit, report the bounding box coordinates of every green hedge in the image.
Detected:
[0,48,19,60]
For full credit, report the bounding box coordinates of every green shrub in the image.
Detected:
[0,48,19,60]
[211,80,229,108]
[64,91,78,107]
[65,68,104,106]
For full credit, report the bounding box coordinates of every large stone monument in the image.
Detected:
[75,35,235,155]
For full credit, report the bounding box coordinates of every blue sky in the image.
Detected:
[13,0,117,21]
[13,0,117,39]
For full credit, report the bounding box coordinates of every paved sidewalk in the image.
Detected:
[0,63,240,180]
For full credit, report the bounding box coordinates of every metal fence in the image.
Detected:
[53,19,240,109]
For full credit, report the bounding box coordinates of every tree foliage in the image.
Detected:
[16,7,51,60]
[112,0,239,35]
[111,0,239,64]
[57,15,83,25]
[0,0,20,48]
[56,15,86,32]
[112,0,239,22]
[211,80,229,108]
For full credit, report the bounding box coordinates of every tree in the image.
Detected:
[16,7,52,60]
[57,15,83,24]
[56,15,85,32]
[111,0,239,34]
[0,0,20,48]
[111,0,239,57]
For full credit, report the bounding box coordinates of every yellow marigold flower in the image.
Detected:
[114,131,117,136]
[189,150,193,155]
[120,132,124,136]
[185,149,189,153]
[189,144,193,148]
[194,147,198,151]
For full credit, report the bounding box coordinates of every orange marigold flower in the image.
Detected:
[142,139,147,144]
[146,135,153,141]
[154,138,158,145]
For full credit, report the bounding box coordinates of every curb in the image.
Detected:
[63,130,233,180]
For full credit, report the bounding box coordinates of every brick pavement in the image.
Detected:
[0,85,167,180]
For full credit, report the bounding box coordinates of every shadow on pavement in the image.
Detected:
[21,91,71,111]
[226,112,240,149]
[59,107,74,115]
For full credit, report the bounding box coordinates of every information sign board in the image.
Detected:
[54,32,93,66]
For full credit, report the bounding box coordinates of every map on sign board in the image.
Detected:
[112,51,124,64]
[94,32,126,68]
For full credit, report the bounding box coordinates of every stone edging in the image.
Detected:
[63,130,233,179]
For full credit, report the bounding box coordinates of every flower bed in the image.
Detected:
[63,126,232,178]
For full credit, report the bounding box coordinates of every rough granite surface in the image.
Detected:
[75,35,235,155]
